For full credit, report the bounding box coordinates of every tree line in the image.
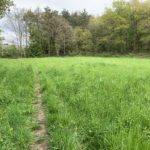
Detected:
[0,0,150,57]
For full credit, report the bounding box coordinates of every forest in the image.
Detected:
[0,0,150,57]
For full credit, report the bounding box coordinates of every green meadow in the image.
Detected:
[1,57,150,150]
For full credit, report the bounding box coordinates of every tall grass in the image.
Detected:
[39,58,150,150]
[1,57,150,150]
[0,64,35,150]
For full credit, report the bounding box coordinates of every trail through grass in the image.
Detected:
[31,72,48,150]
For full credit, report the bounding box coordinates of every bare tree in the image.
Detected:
[6,6,28,57]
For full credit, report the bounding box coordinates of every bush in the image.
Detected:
[0,45,24,58]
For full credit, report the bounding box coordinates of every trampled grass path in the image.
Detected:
[31,72,48,150]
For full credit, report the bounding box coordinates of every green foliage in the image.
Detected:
[25,8,74,56]
[25,0,150,57]
[0,45,24,58]
[74,27,93,54]
[88,0,150,54]
[62,9,91,28]
[28,27,44,57]
[0,0,13,17]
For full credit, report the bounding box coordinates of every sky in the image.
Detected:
[13,0,114,15]
[0,0,114,43]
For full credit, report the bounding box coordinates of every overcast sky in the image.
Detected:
[1,0,114,43]
[13,0,114,15]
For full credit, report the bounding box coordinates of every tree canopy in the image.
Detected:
[0,0,150,57]
[0,0,12,17]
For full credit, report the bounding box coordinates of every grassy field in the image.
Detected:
[0,63,35,149]
[1,57,150,150]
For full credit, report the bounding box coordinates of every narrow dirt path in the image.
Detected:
[31,72,48,150]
